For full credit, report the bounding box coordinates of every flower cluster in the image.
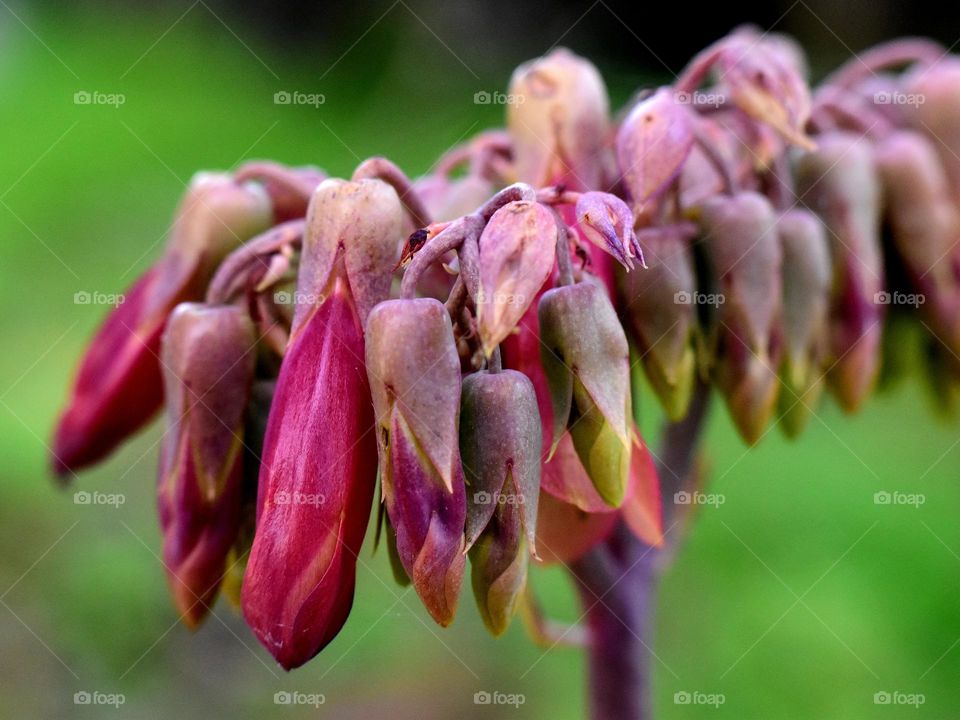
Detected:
[52,29,960,669]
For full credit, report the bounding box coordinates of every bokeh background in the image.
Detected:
[2,1,960,717]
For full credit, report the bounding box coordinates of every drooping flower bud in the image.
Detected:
[366,298,466,625]
[575,192,644,269]
[697,192,782,444]
[538,281,631,506]
[242,277,378,670]
[615,224,699,420]
[469,472,528,636]
[905,58,960,199]
[460,370,541,552]
[795,132,884,412]
[476,201,557,356]
[157,303,255,627]
[777,209,832,437]
[507,48,610,190]
[616,88,695,217]
[297,178,405,326]
[874,130,960,354]
[52,174,272,476]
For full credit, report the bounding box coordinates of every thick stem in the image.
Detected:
[571,383,710,720]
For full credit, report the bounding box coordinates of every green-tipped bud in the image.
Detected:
[537,281,631,506]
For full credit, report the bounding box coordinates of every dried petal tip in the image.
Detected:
[575,192,644,270]
[157,303,255,628]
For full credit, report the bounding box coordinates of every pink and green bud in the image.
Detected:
[157,303,255,627]
[575,192,644,270]
[795,132,884,413]
[297,178,405,327]
[460,369,541,552]
[469,472,529,636]
[52,174,272,476]
[616,88,695,217]
[777,209,832,437]
[615,224,699,420]
[507,48,610,189]
[242,278,378,670]
[538,281,631,506]
[697,192,782,444]
[365,298,466,625]
[476,200,557,356]
[875,130,960,354]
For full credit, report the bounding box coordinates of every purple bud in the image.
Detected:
[476,201,557,356]
[905,58,960,198]
[157,303,256,627]
[365,298,466,625]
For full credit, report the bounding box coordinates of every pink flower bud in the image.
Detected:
[538,281,631,505]
[53,174,272,475]
[905,58,960,198]
[298,178,405,327]
[777,209,832,437]
[697,192,782,444]
[157,303,255,627]
[242,278,378,669]
[616,88,695,215]
[575,192,644,270]
[365,298,466,625]
[476,201,557,356]
[508,48,610,189]
[796,132,884,412]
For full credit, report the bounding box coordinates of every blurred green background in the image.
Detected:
[1,2,959,718]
